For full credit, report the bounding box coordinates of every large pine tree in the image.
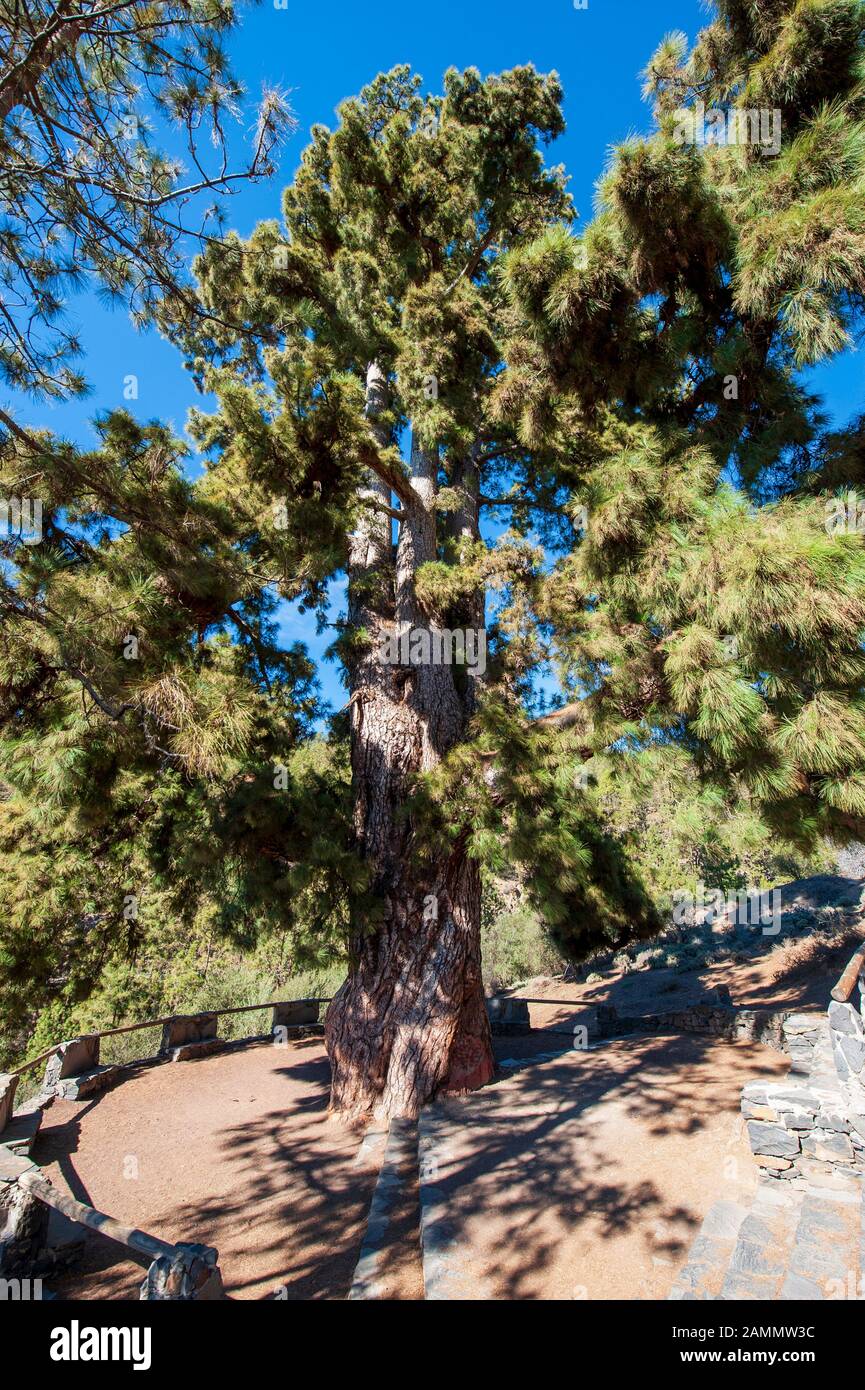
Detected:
[4,3,865,1123]
[183,8,865,1120]
[185,65,616,1118]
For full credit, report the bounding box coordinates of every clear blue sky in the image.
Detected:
[9,0,862,713]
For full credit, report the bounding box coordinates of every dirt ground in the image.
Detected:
[422,1032,788,1300]
[30,925,858,1301]
[35,1027,786,1303]
[509,924,864,1033]
[36,1038,422,1301]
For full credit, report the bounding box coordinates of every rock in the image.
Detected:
[55,1065,120,1100]
[272,1001,319,1028]
[485,997,531,1035]
[0,1109,43,1157]
[753,1153,794,1171]
[0,1169,50,1277]
[140,1242,223,1301]
[43,1036,100,1094]
[783,1013,823,1036]
[167,1039,225,1063]
[780,1110,815,1131]
[0,1074,18,1134]
[828,1001,863,1039]
[800,1161,858,1191]
[742,1081,769,1104]
[746,1121,801,1158]
[742,1102,779,1122]
[833,1043,853,1081]
[781,1271,824,1299]
[771,1088,819,1110]
[802,1131,855,1164]
[159,1013,218,1055]
[820,1113,851,1134]
[836,1034,865,1076]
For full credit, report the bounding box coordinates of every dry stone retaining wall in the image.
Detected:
[741,985,865,1185]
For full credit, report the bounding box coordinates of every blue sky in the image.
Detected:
[9,0,862,713]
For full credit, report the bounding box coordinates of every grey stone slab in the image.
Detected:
[701,1200,749,1241]
[783,1014,824,1036]
[43,1036,100,1091]
[729,1237,785,1279]
[747,1120,801,1158]
[0,1075,18,1134]
[720,1269,776,1300]
[837,1035,865,1075]
[0,1108,43,1157]
[780,1271,824,1300]
[829,1001,864,1038]
[802,1131,855,1163]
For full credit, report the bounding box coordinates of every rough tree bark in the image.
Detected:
[324,367,495,1123]
[0,1,83,121]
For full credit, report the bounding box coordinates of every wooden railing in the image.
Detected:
[7,996,332,1078]
[1,997,335,1293]
[19,1169,176,1266]
[830,943,865,1003]
[1,1162,223,1298]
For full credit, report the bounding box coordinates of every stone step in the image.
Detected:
[0,1106,43,1157]
[718,1181,803,1299]
[780,1180,863,1300]
[668,1199,750,1300]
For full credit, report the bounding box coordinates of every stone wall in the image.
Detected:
[741,976,865,1186]
[42,1035,119,1100]
[0,1149,49,1278]
[606,1002,792,1047]
[829,985,865,1128]
[485,997,531,1035]
[0,1073,17,1133]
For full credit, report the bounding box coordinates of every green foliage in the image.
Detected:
[481,900,563,992]
[0,0,293,405]
[494,0,865,897]
[4,9,865,1056]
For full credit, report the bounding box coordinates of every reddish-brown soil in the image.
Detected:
[424,1032,788,1300]
[509,925,864,1033]
[30,927,860,1301]
[36,1037,422,1301]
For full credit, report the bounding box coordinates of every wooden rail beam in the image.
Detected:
[18,1170,175,1265]
[830,941,865,1003]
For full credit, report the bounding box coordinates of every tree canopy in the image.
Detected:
[2,1,865,1085]
[0,0,292,412]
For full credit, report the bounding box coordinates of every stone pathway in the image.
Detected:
[670,1173,863,1300]
[671,1009,865,1300]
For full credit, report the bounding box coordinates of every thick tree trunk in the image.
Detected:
[325,378,494,1122]
[325,834,494,1123]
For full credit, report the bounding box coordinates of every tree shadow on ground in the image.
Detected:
[35,1041,377,1300]
[33,1028,787,1301]
[427,1029,787,1299]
